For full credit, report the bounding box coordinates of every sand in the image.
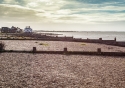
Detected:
[0,53,125,88]
[1,40,125,52]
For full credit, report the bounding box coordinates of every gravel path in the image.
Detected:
[0,53,125,88]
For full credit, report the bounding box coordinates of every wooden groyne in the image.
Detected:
[1,47,125,56]
[0,33,125,47]
[44,36,125,47]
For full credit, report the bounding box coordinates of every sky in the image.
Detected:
[0,0,125,31]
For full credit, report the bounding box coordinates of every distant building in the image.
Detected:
[24,26,32,33]
[1,26,23,33]
[10,26,17,33]
[1,27,10,33]
[17,28,23,33]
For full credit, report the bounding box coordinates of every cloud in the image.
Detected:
[0,4,47,22]
[0,0,125,24]
[67,0,125,4]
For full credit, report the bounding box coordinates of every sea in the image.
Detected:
[39,31,125,41]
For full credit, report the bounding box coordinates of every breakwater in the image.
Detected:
[43,36,125,47]
[1,47,125,56]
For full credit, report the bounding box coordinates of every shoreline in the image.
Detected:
[0,32,125,47]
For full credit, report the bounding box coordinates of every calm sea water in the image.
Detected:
[40,31,125,41]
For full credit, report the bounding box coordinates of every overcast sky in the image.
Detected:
[0,0,125,31]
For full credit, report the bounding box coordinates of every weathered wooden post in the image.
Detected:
[87,38,89,42]
[0,42,5,51]
[99,38,102,43]
[64,47,67,54]
[33,47,36,53]
[114,37,116,41]
[99,38,102,40]
[97,48,101,54]
[0,45,2,51]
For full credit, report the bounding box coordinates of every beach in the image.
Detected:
[1,40,125,52]
[0,53,125,88]
[0,40,125,87]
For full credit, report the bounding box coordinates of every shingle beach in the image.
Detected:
[2,40,125,52]
[0,53,125,88]
[0,40,125,88]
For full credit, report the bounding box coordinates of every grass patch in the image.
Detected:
[39,43,48,46]
[81,43,86,45]
[7,37,11,39]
